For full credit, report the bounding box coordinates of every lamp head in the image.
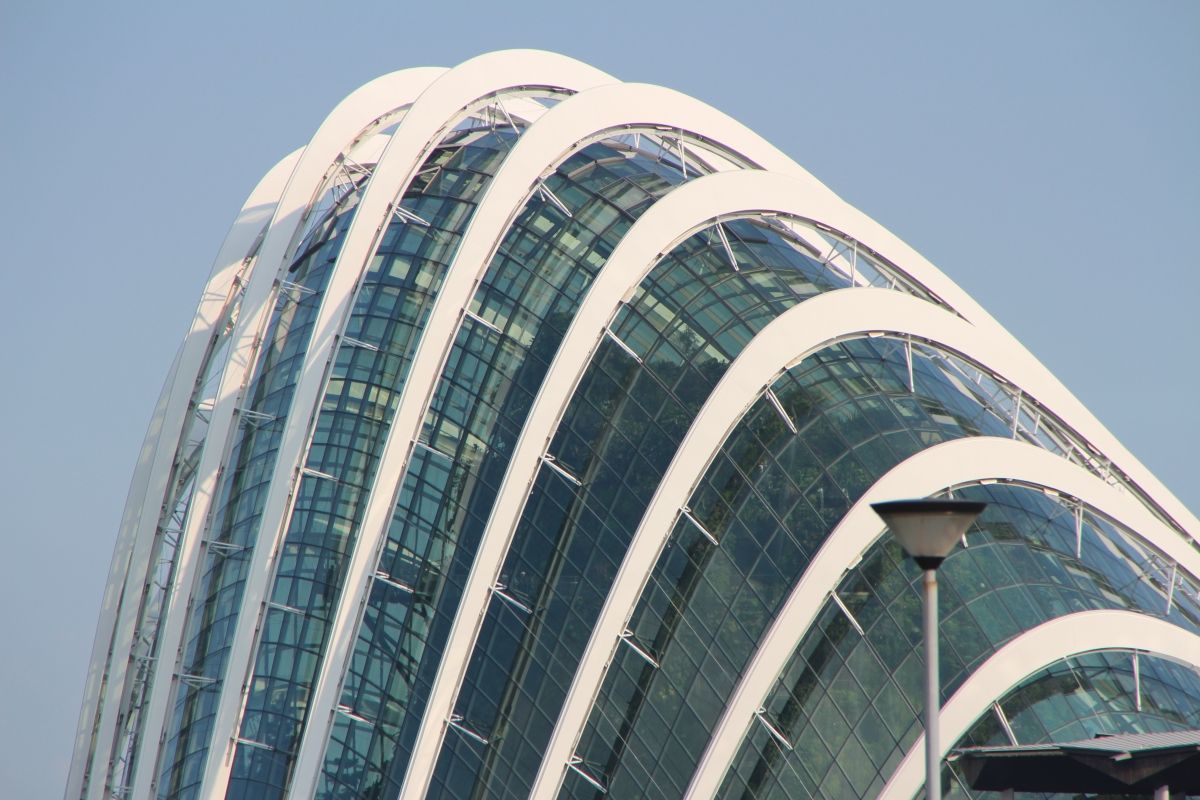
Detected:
[870,499,986,570]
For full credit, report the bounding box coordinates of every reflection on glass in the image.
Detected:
[719,482,1200,800]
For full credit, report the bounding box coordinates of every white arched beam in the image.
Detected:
[275,51,618,797]
[535,289,1200,799]
[391,79,858,800]
[613,166,1199,538]
[683,436,1200,799]
[685,169,1196,542]
[127,67,445,800]
[878,610,1200,800]
[415,88,1200,551]
[68,145,301,800]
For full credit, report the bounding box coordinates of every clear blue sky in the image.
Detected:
[2,1,1196,796]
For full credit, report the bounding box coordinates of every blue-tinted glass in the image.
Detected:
[720,482,1200,800]
[430,216,875,800]
[566,337,1021,798]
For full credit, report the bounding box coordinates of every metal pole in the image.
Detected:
[924,568,941,800]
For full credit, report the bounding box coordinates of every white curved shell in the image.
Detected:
[69,50,1199,800]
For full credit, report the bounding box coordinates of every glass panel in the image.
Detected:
[719,481,1200,799]
[568,336,1024,798]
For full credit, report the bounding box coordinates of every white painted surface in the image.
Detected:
[402,120,1197,792]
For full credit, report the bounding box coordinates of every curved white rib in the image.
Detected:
[129,67,446,800]
[522,133,1200,543]
[878,611,1200,800]
[392,81,871,800]
[535,287,1200,799]
[277,50,617,797]
[349,163,1192,796]
[683,436,1200,800]
[70,145,302,800]
[492,132,1198,546]
[647,172,1199,538]
[694,189,1198,540]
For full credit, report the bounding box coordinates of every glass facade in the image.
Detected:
[106,220,266,795]
[71,53,1200,800]
[560,338,1048,799]
[718,482,1200,799]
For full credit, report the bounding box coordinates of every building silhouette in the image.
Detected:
[68,50,1200,800]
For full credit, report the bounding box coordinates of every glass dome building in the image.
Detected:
[67,50,1200,800]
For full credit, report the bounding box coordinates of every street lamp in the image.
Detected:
[871,499,986,800]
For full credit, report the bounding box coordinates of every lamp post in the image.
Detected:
[871,499,986,800]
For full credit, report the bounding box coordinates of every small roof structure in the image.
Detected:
[951,730,1200,794]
